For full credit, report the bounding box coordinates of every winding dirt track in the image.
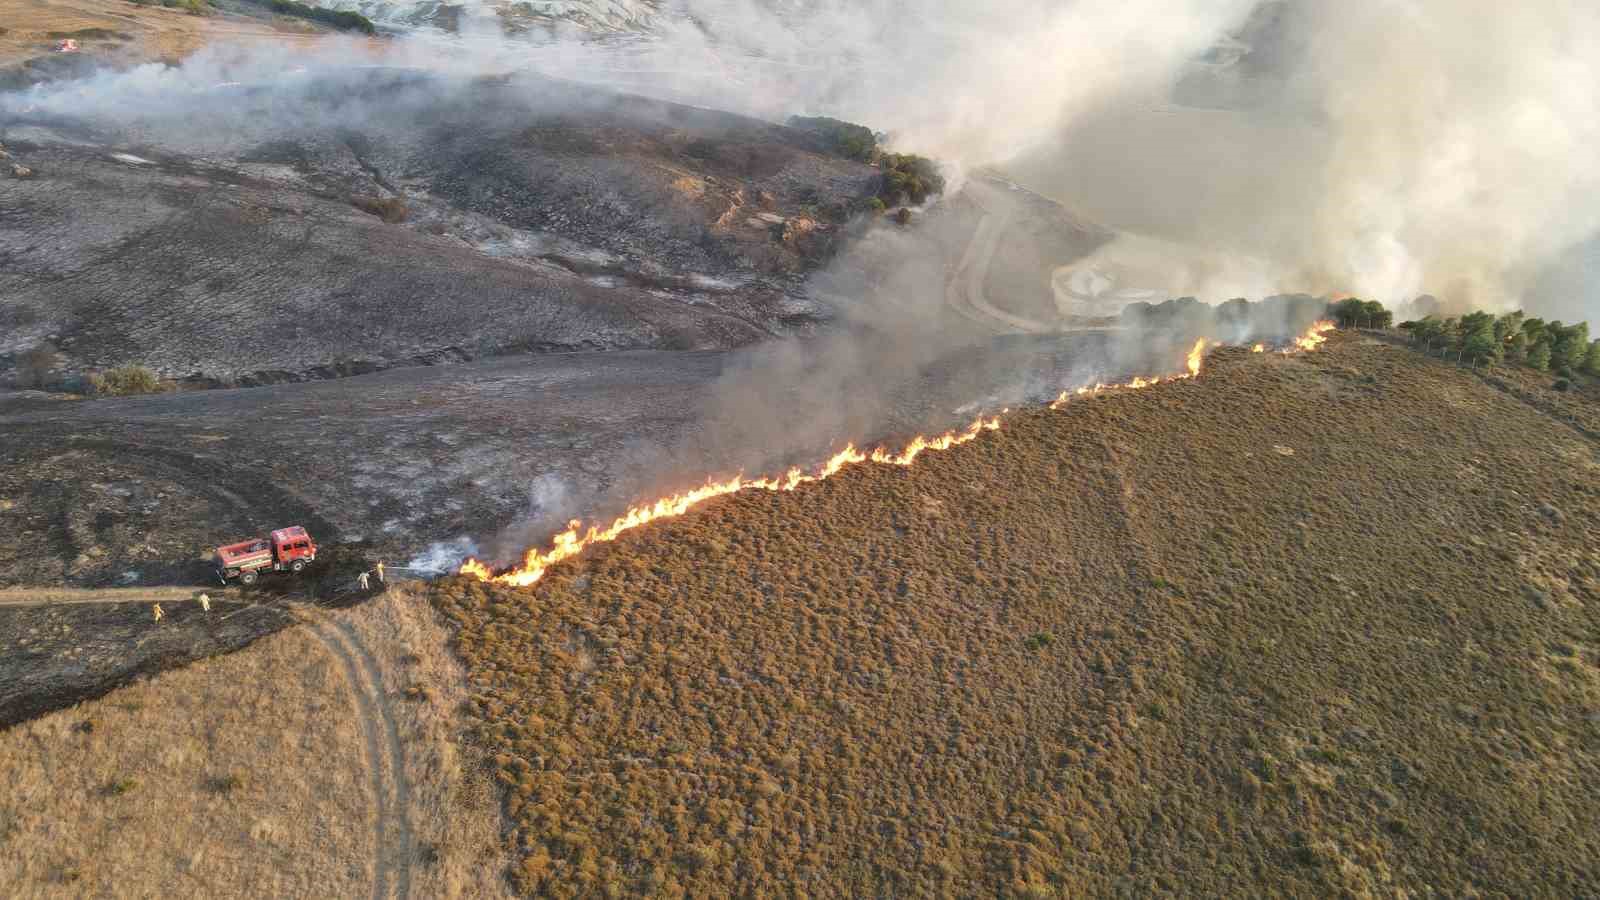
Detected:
[946,180,1075,334]
[307,615,415,900]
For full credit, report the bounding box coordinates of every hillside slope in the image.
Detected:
[0,588,512,898]
[428,334,1600,896]
[1,69,883,382]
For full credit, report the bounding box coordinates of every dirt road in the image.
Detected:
[0,585,220,607]
[947,178,1107,334]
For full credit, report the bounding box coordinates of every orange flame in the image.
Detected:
[462,416,1000,587]
[1252,343,1265,353]
[1285,320,1336,354]
[1048,338,1206,411]
[460,329,1330,586]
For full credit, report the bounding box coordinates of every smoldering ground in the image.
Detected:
[19,0,1596,316]
[477,198,1329,566]
[10,1,1596,568]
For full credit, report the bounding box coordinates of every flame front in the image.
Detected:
[462,416,1000,587]
[461,327,1331,586]
[1288,320,1336,353]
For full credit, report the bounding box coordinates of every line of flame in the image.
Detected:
[461,325,1332,586]
[1287,320,1336,353]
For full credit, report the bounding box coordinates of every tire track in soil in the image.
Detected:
[308,618,413,900]
[336,617,416,900]
[0,585,210,607]
[945,181,1061,336]
[34,438,343,543]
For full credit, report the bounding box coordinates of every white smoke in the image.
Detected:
[492,0,1600,317]
[11,0,1599,317]
[524,473,571,523]
[1004,1,1600,316]
[406,536,481,574]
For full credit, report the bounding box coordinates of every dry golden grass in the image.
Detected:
[430,334,1600,897]
[0,0,337,69]
[342,586,515,900]
[0,587,511,899]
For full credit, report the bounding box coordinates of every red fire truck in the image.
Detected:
[213,526,318,585]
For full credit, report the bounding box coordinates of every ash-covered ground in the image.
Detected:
[0,63,1319,593]
[0,45,1334,770]
[1,68,886,383]
[0,332,1204,587]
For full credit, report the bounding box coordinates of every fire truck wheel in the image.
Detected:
[240,570,258,585]
[291,559,306,573]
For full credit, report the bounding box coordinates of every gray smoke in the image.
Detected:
[521,0,1600,317]
[1008,1,1600,318]
[9,0,1595,565]
[18,2,1595,315]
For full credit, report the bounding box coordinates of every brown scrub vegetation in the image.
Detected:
[429,334,1600,897]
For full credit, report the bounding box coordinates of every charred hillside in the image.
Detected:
[0,70,884,384]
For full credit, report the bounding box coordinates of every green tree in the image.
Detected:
[1526,341,1553,372]
[1459,312,1499,363]
[877,153,945,206]
[1507,332,1529,362]
[1330,297,1367,327]
[1583,340,1600,376]
[1550,321,1589,372]
[1410,316,1445,347]
[787,116,878,162]
[1361,300,1393,328]
[1440,317,1463,350]
[1520,317,1548,346]
[1493,311,1524,342]
[1462,326,1499,364]
[1458,311,1495,342]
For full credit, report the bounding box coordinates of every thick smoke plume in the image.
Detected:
[530,0,1600,317]
[15,1,1595,313]
[8,0,1597,562]
[1009,1,1600,319]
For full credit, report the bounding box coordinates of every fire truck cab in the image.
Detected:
[214,525,318,585]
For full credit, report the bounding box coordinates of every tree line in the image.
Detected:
[1328,296,1600,377]
[785,117,947,212]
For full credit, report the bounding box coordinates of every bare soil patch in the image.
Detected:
[428,334,1600,897]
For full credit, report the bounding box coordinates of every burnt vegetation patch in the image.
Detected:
[429,336,1600,897]
[236,0,376,33]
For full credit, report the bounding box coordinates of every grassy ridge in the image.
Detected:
[430,336,1600,896]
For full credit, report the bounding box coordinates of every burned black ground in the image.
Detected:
[1,71,887,384]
